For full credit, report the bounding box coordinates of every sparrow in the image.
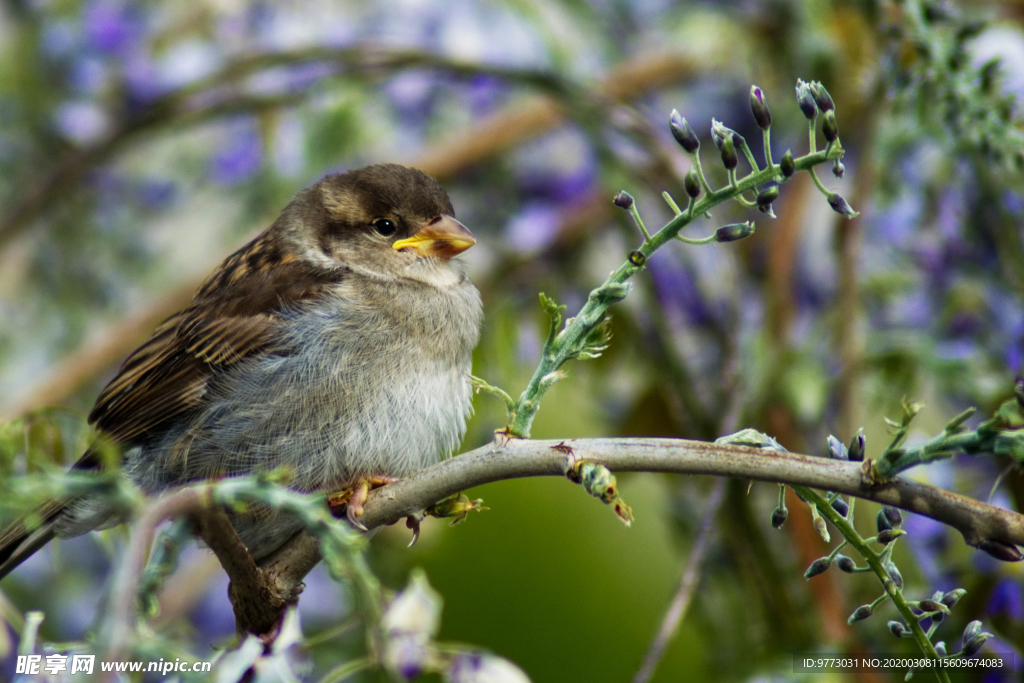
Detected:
[0,163,482,577]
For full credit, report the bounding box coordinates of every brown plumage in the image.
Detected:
[0,163,482,578]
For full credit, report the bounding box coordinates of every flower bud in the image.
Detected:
[919,599,948,614]
[827,435,848,460]
[813,515,829,542]
[886,561,904,590]
[709,118,730,149]
[962,633,990,658]
[771,506,788,528]
[848,604,874,624]
[888,620,907,637]
[832,159,845,178]
[848,429,865,461]
[934,641,947,657]
[384,570,442,640]
[756,182,779,209]
[822,110,839,142]
[976,538,1024,562]
[877,510,893,534]
[883,505,903,528]
[715,221,755,243]
[962,620,983,642]
[827,192,859,218]
[804,557,833,578]
[720,135,738,170]
[670,110,700,153]
[780,150,795,178]
[836,554,856,573]
[795,79,818,119]
[613,191,634,210]
[449,652,531,683]
[810,81,835,112]
[831,497,849,517]
[877,528,900,545]
[941,588,967,609]
[749,85,772,130]
[684,170,701,198]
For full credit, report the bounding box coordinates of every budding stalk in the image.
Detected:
[669,110,700,153]
[749,85,772,130]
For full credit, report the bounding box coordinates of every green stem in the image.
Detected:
[505,147,841,437]
[808,167,831,196]
[318,657,373,683]
[763,128,774,169]
[662,191,683,216]
[799,486,951,683]
[875,431,985,480]
[691,152,715,197]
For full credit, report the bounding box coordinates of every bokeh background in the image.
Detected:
[1,0,1023,681]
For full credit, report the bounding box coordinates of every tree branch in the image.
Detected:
[256,436,1024,612]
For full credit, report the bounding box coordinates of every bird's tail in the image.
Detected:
[0,509,62,580]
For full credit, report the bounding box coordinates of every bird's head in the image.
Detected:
[278,164,476,284]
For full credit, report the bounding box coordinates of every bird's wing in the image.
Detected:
[0,240,346,579]
[87,247,346,451]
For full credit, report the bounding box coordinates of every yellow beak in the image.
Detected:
[392,215,476,259]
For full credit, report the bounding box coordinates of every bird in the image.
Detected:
[0,163,482,578]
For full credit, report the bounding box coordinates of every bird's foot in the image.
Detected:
[327,475,398,531]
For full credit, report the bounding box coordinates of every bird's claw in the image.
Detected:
[405,513,424,547]
[327,475,399,531]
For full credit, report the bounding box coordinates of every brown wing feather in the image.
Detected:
[87,238,346,451]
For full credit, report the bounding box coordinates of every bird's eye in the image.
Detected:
[373,219,397,237]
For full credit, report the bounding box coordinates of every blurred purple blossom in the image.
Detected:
[870,193,922,248]
[385,71,440,122]
[210,120,263,185]
[504,202,560,254]
[69,56,109,96]
[54,101,109,145]
[154,40,222,91]
[987,577,1024,621]
[40,20,80,58]
[886,287,933,330]
[83,0,142,55]
[934,339,978,361]
[517,166,595,205]
[904,513,955,590]
[188,570,238,642]
[648,254,715,326]
[465,74,505,117]
[138,178,176,209]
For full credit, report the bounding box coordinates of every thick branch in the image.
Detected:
[259,437,1024,599]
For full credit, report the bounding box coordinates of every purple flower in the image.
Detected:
[54,101,109,145]
[466,75,504,117]
[83,0,142,55]
[904,513,955,590]
[504,203,561,254]
[210,120,263,185]
[987,577,1024,621]
[648,254,715,326]
[138,178,176,209]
